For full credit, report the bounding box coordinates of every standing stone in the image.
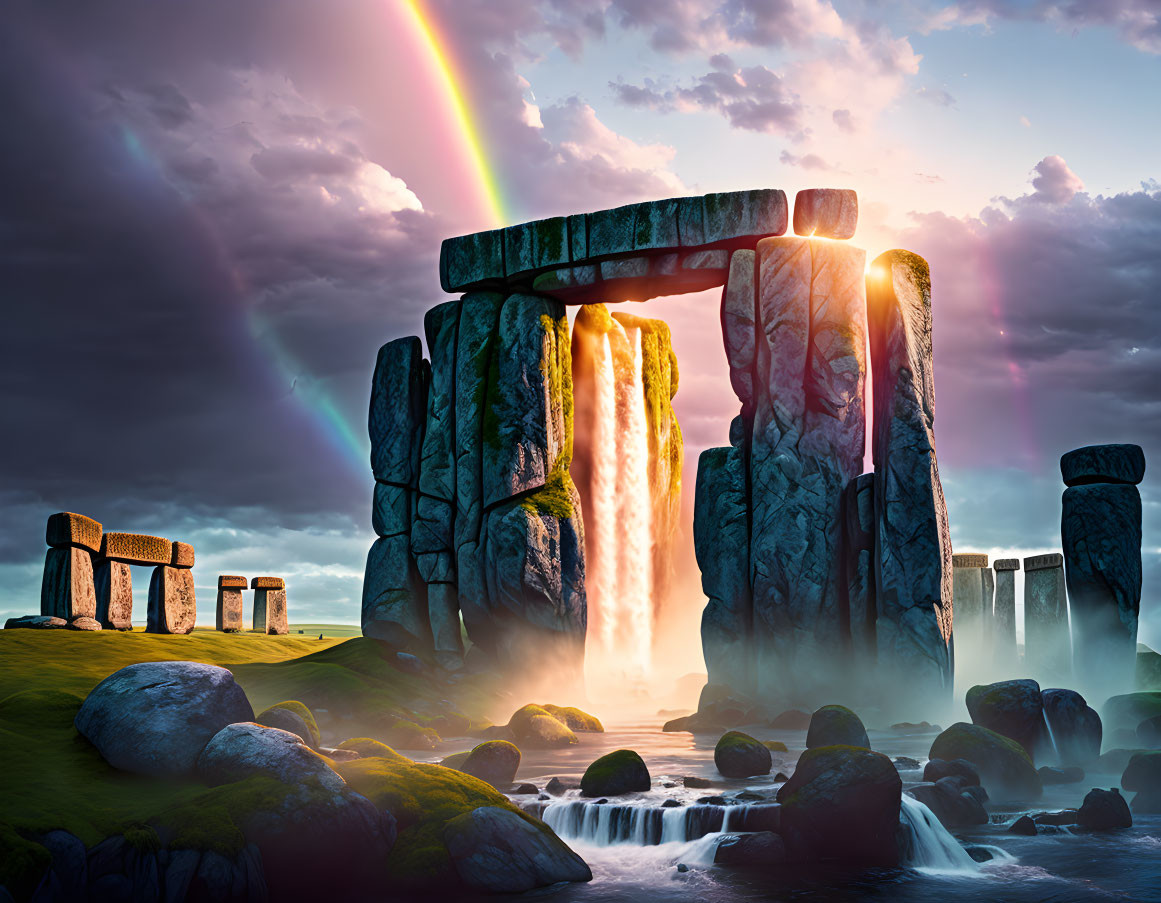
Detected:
[1062,480,1142,700]
[721,249,757,416]
[749,236,866,704]
[365,336,429,648]
[865,249,953,715]
[696,445,752,696]
[841,473,877,669]
[952,554,990,685]
[1024,553,1071,684]
[216,576,246,632]
[412,300,464,669]
[147,566,196,634]
[94,559,133,630]
[993,560,1020,674]
[41,547,97,622]
[251,577,288,636]
[453,293,506,656]
[981,564,996,651]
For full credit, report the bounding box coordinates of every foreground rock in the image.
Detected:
[1076,788,1132,830]
[714,831,787,867]
[255,701,321,750]
[459,740,522,789]
[581,749,650,797]
[4,615,66,629]
[74,661,253,777]
[508,704,578,748]
[806,705,869,749]
[715,731,772,778]
[443,805,591,892]
[196,722,343,790]
[1041,688,1102,765]
[776,746,901,866]
[929,723,1042,800]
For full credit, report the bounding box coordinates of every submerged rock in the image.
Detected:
[581,749,650,797]
[1076,788,1132,830]
[1008,815,1037,835]
[776,745,901,866]
[714,731,772,778]
[443,805,591,893]
[929,723,1042,801]
[1042,688,1102,765]
[1039,765,1085,784]
[806,705,869,749]
[75,661,253,777]
[714,831,787,867]
[906,779,987,827]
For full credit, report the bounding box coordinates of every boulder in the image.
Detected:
[381,719,440,751]
[74,661,254,777]
[4,615,66,629]
[1062,482,1142,698]
[1121,751,1161,811]
[581,749,650,797]
[196,722,344,791]
[749,237,866,703]
[1137,715,1161,747]
[460,740,521,789]
[508,705,578,749]
[1039,765,1085,784]
[1076,788,1132,830]
[443,805,591,893]
[776,745,902,866]
[545,777,581,796]
[806,705,869,749]
[714,731,772,778]
[966,680,1044,756]
[792,188,858,239]
[866,250,954,714]
[714,831,787,867]
[66,616,101,631]
[770,709,812,730]
[337,737,409,762]
[255,702,321,750]
[906,780,987,827]
[923,758,981,786]
[1103,693,1161,732]
[541,705,603,732]
[1042,688,1102,765]
[929,723,1042,800]
[1060,444,1146,487]
[1008,815,1037,835]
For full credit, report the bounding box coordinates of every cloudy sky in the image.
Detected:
[1,0,1158,647]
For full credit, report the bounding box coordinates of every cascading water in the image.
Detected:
[589,333,620,657]
[898,795,981,874]
[1042,710,1061,764]
[534,799,779,848]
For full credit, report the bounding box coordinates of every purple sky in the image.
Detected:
[0,0,1157,648]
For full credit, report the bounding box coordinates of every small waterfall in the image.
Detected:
[899,795,981,874]
[535,800,780,847]
[1042,710,1061,764]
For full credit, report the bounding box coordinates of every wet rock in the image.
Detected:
[509,705,578,749]
[460,740,521,789]
[74,661,254,777]
[545,777,580,796]
[714,831,787,867]
[715,730,772,778]
[696,445,753,695]
[1061,443,1145,487]
[749,236,867,703]
[146,565,196,635]
[1076,787,1132,830]
[1121,751,1161,812]
[765,741,789,753]
[41,546,97,622]
[890,721,942,734]
[512,783,538,795]
[792,188,858,239]
[906,779,987,827]
[1062,482,1142,698]
[541,705,603,733]
[444,806,591,892]
[929,723,1042,800]
[4,614,66,629]
[197,722,345,791]
[1042,688,1102,765]
[776,745,901,866]
[966,679,1044,756]
[1008,815,1037,835]
[893,757,921,770]
[1034,809,1079,826]
[581,749,650,797]
[866,250,953,713]
[770,709,813,730]
[682,776,714,789]
[806,705,869,749]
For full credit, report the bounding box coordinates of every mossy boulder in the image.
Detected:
[196,722,343,790]
[1122,751,1161,812]
[966,679,1044,755]
[460,740,521,789]
[382,718,441,750]
[338,737,410,762]
[580,749,650,797]
[0,823,52,899]
[335,756,544,887]
[1103,692,1161,732]
[929,722,1042,800]
[764,740,788,752]
[805,705,869,749]
[255,701,321,749]
[440,751,472,770]
[770,709,812,730]
[776,746,901,866]
[714,731,772,778]
[443,805,591,892]
[508,704,577,748]
[541,704,603,732]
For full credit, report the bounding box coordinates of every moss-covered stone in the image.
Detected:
[440,750,472,770]
[508,704,577,748]
[256,700,321,749]
[715,730,772,778]
[806,705,869,749]
[929,722,1042,801]
[541,704,603,732]
[382,718,441,750]
[0,823,52,899]
[460,740,521,788]
[581,749,650,797]
[764,740,789,752]
[339,737,410,762]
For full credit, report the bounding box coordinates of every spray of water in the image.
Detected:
[589,333,620,657]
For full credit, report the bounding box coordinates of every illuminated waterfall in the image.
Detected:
[589,333,620,656]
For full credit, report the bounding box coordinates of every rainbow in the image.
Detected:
[398,0,508,230]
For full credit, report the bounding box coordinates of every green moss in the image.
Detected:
[156,775,303,859]
[541,704,603,732]
[518,466,574,520]
[338,738,410,762]
[383,719,441,750]
[580,749,648,796]
[763,740,789,753]
[439,751,472,770]
[508,704,577,746]
[257,700,322,748]
[717,730,760,751]
[0,823,51,899]
[123,823,161,853]
[335,757,538,885]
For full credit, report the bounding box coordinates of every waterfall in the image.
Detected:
[1042,710,1061,764]
[589,333,619,656]
[533,800,780,847]
[614,327,654,675]
[898,795,980,873]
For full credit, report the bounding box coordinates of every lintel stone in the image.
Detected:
[952,553,989,568]
[1025,553,1064,571]
[994,558,1021,571]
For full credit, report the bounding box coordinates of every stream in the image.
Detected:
[428,719,1161,902]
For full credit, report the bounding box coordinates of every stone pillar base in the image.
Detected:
[41,546,97,621]
[147,566,196,634]
[94,559,133,630]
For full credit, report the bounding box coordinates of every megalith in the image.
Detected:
[252,576,288,635]
[42,512,101,624]
[993,559,1020,674]
[1023,553,1071,684]
[216,575,246,633]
